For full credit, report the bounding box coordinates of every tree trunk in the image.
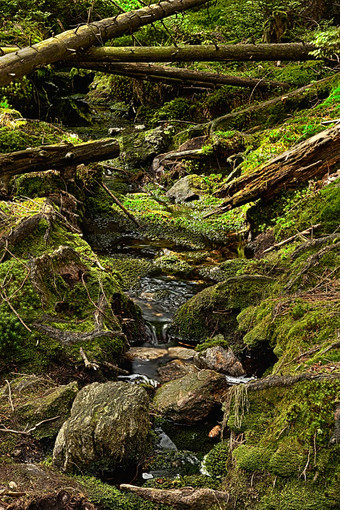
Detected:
[0,0,208,87]
[0,138,120,180]
[68,42,317,63]
[207,123,340,214]
[120,485,230,509]
[181,73,339,138]
[70,61,289,89]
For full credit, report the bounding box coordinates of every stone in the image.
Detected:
[153,369,227,424]
[157,359,197,383]
[194,346,245,377]
[53,381,151,474]
[166,174,207,203]
[126,346,168,361]
[168,346,196,360]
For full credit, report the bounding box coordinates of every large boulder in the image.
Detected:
[53,381,151,474]
[194,346,245,377]
[153,369,227,424]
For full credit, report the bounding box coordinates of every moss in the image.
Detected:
[233,445,271,472]
[77,476,172,510]
[172,275,273,348]
[268,438,306,477]
[195,334,229,352]
[202,441,229,478]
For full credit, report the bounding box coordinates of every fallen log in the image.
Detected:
[68,42,318,63]
[0,0,208,86]
[120,484,230,509]
[0,138,120,180]
[71,61,289,89]
[206,123,340,214]
[179,73,339,137]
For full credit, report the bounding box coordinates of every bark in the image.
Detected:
[71,61,289,89]
[0,0,209,86]
[182,74,339,138]
[120,485,230,509]
[207,123,340,214]
[68,42,318,63]
[0,138,120,180]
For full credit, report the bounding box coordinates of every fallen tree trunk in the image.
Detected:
[71,61,289,89]
[0,0,208,86]
[179,73,339,138]
[0,138,120,180]
[68,42,318,63]
[120,485,230,509]
[207,123,340,214]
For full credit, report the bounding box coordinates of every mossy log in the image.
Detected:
[0,0,208,86]
[208,123,340,214]
[182,74,339,138]
[71,61,289,90]
[247,372,340,392]
[120,484,230,509]
[0,138,120,182]
[68,42,317,63]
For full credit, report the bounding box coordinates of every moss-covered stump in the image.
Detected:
[53,381,151,475]
[171,275,275,349]
[0,198,145,376]
[153,369,227,424]
[219,376,340,509]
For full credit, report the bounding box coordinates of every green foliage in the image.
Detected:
[310,27,340,59]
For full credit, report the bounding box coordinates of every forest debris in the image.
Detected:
[120,484,230,509]
[70,61,289,90]
[97,181,140,227]
[207,123,340,215]
[263,224,321,253]
[0,0,209,86]
[0,416,60,436]
[0,139,120,183]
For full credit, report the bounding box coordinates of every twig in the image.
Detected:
[79,347,100,370]
[0,415,60,435]
[299,449,311,481]
[97,180,140,227]
[0,290,32,332]
[263,224,321,254]
[5,380,14,412]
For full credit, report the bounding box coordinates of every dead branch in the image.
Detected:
[69,61,289,90]
[32,321,125,345]
[98,181,140,227]
[0,415,60,435]
[79,348,100,371]
[247,372,340,392]
[120,484,230,509]
[5,380,14,412]
[285,240,340,291]
[263,224,321,253]
[291,233,340,260]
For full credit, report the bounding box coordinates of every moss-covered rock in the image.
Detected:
[153,369,227,424]
[171,275,274,349]
[53,381,152,474]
